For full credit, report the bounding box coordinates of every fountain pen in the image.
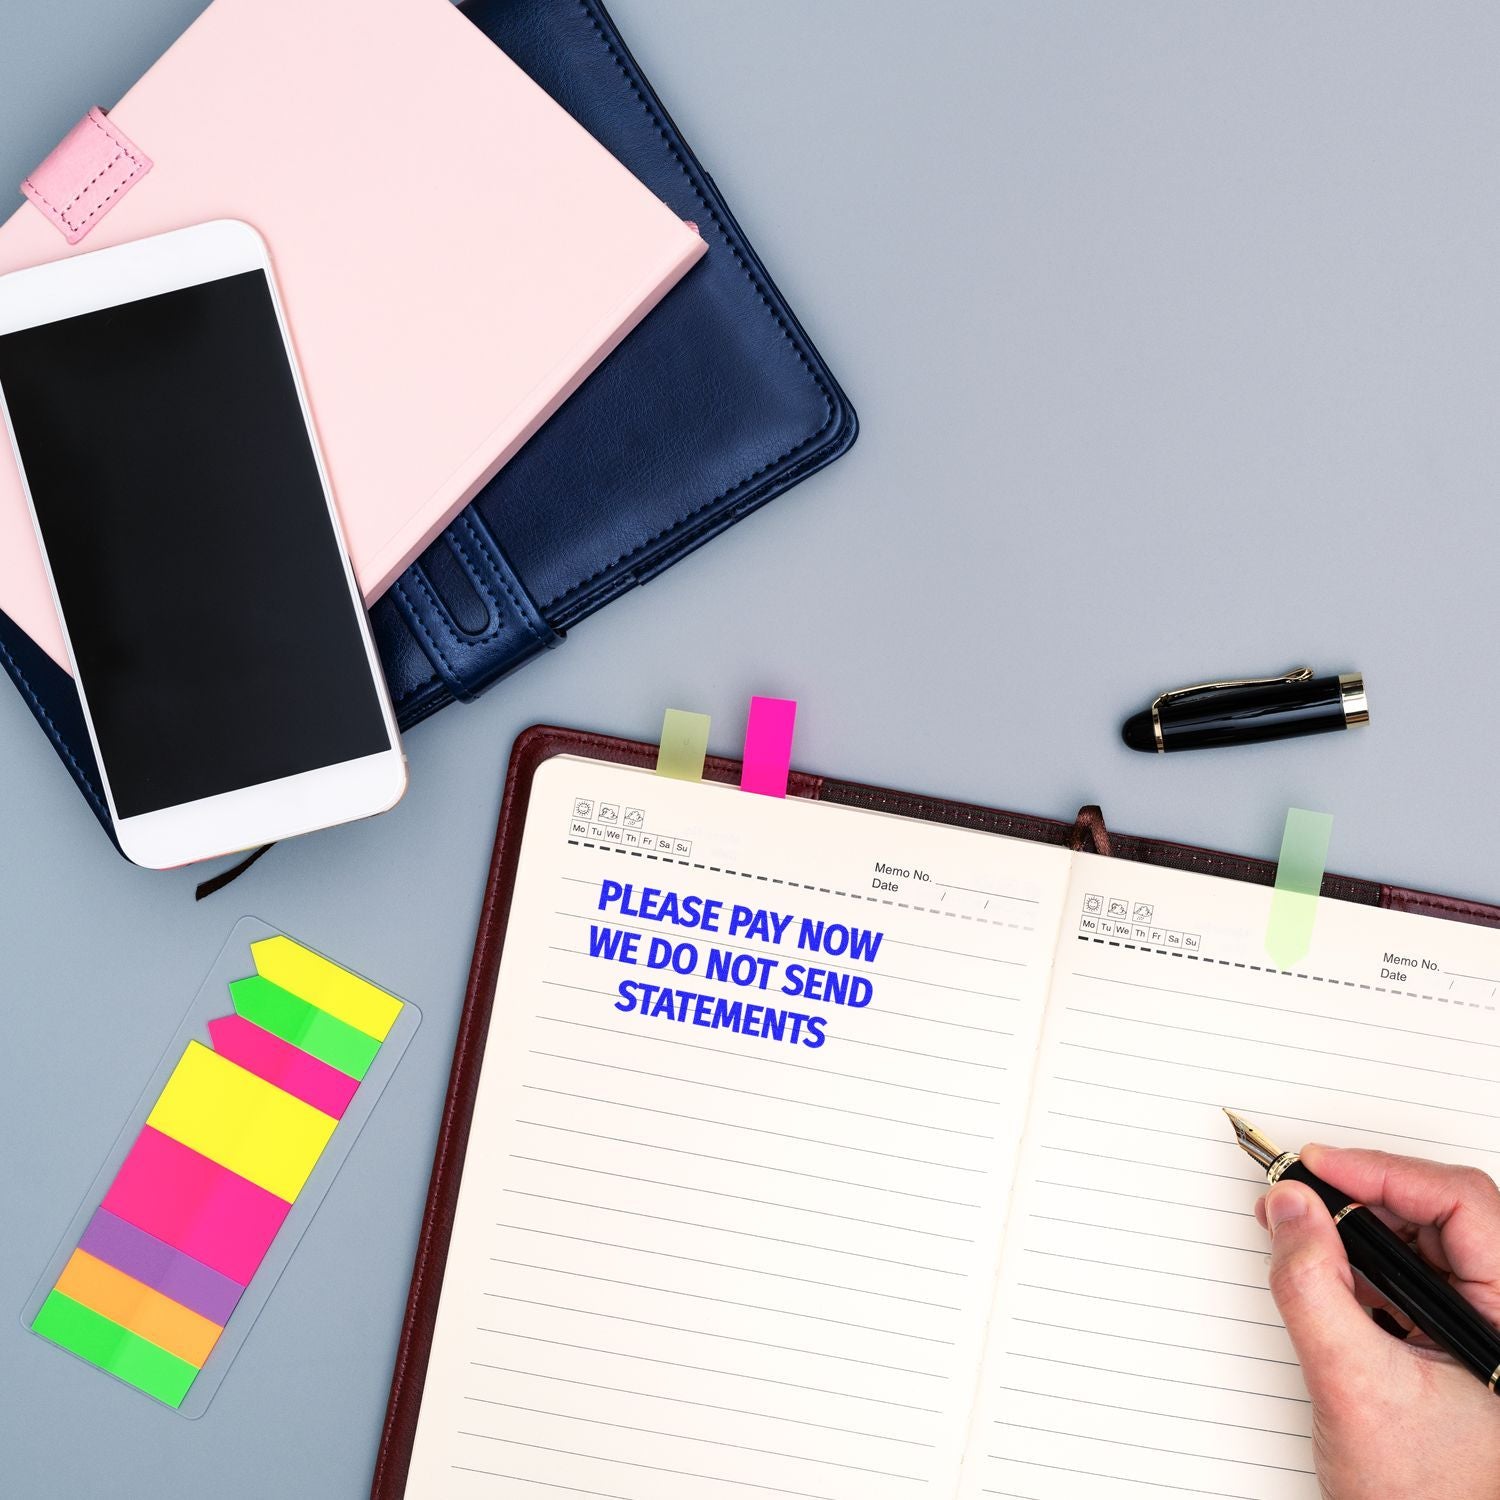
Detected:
[1226,1110,1500,1393]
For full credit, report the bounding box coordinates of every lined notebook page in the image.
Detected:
[961,851,1500,1500]
[402,757,1073,1499]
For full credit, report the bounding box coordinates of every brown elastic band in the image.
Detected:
[1068,804,1112,857]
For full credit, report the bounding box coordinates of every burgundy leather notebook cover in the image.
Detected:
[370,723,1500,1495]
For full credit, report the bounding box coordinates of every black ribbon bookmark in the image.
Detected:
[194,843,273,900]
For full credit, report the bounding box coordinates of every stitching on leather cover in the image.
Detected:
[24,149,124,218]
[435,528,506,645]
[544,427,839,614]
[411,513,551,656]
[393,574,459,680]
[391,667,441,708]
[23,111,150,239]
[1388,889,1500,922]
[537,0,842,615]
[0,631,107,819]
[445,515,547,649]
[463,514,552,648]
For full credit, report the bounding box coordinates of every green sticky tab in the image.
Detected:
[32,1291,198,1408]
[1266,808,1334,968]
[229,975,380,1080]
[656,708,710,782]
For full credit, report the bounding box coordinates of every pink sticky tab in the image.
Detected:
[102,1127,289,1287]
[741,696,798,798]
[21,107,152,246]
[207,1015,359,1119]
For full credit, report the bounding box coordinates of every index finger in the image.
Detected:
[1301,1144,1500,1287]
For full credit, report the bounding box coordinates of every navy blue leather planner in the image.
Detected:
[0,0,856,847]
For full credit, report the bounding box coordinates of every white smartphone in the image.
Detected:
[0,219,406,868]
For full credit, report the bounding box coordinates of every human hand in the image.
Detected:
[1258,1145,1500,1500]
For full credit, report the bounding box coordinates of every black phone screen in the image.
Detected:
[0,269,391,818]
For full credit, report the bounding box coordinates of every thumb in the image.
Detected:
[1264,1181,1393,1410]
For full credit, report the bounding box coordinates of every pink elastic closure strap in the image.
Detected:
[22,107,152,245]
[741,696,798,798]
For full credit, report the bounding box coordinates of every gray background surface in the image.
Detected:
[1,2,1496,1495]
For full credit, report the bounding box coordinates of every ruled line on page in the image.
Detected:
[1038,1143,1260,1185]
[836,1035,1012,1069]
[505,1156,977,1241]
[464,1400,929,1481]
[485,1264,957,1344]
[521,1085,991,1169]
[534,1027,1011,1107]
[1025,1216,1263,1258]
[882,937,1028,963]
[1032,1181,1254,1218]
[990,1389,1304,1440]
[1073,971,1500,1051]
[472,1345,945,1415]
[489,1235,966,1310]
[1020,1248,1270,1294]
[500,1194,969,1276]
[450,1465,640,1499]
[1063,1005,1500,1087]
[980,1457,1258,1499]
[877,1008,1016,1035]
[1007,1319,1299,1368]
[480,1304,950,1378]
[1001,1352,1309,1406]
[512,1121,986,1205]
[1012,1285,1282,1331]
[528,1050,1008,1122]
[464,1370,940,1447]
[933,881,1037,905]
[454,1436,843,1499]
[995,1422,1314,1476]
[1045,1109,1223,1146]
[1058,1040,1500,1124]
[1046,1077,1500,1159]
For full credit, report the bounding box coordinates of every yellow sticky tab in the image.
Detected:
[250,936,402,1042]
[146,1043,337,1202]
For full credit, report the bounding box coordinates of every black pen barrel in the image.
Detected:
[1278,1159,1500,1387]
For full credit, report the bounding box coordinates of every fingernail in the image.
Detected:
[1266,1186,1307,1233]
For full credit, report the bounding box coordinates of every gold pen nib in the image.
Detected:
[1223,1108,1282,1171]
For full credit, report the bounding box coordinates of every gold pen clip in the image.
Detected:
[1149,667,1313,753]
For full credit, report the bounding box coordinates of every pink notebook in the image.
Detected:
[0,0,705,671]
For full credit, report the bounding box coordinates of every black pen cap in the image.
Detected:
[1121,711,1156,752]
[1123,669,1370,754]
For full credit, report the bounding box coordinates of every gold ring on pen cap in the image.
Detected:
[1268,1152,1301,1183]
[1339,673,1370,727]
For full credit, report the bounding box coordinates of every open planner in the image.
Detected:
[375,727,1500,1500]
